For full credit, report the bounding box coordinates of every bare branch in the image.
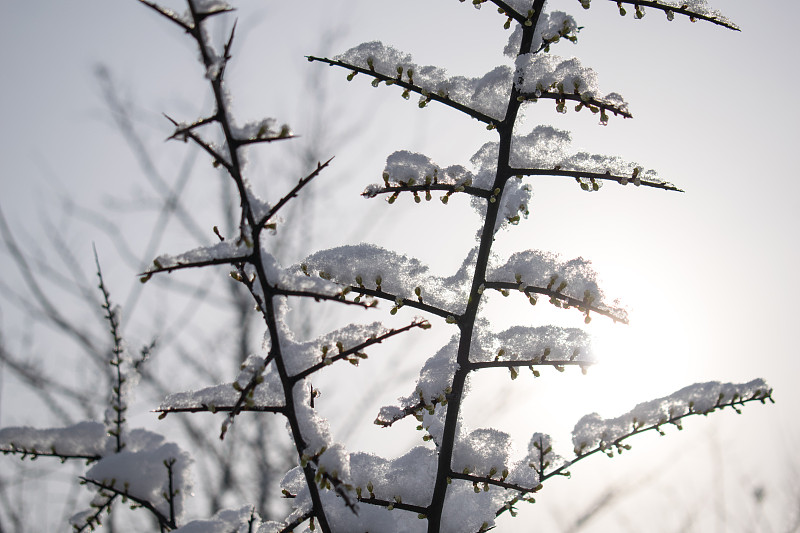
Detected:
[348,286,456,321]
[141,254,253,281]
[291,320,431,382]
[258,158,333,228]
[511,167,682,192]
[0,446,101,463]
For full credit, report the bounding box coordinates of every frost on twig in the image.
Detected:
[308,41,510,125]
[299,244,477,317]
[487,249,628,322]
[572,379,774,455]
[579,0,739,30]
[0,422,106,461]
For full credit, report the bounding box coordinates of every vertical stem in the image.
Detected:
[182,2,333,529]
[426,4,544,531]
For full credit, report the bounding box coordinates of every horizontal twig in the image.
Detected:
[510,167,682,192]
[269,286,375,309]
[306,56,498,126]
[292,320,430,382]
[350,287,456,321]
[0,447,101,463]
[482,281,628,324]
[449,471,540,495]
[357,495,428,515]
[163,113,233,172]
[362,183,492,200]
[141,254,253,280]
[612,0,740,30]
[156,403,284,415]
[522,91,632,119]
[468,359,594,370]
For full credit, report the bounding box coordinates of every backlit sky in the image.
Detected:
[1,1,798,531]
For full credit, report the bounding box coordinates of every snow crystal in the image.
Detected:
[365,126,668,230]
[377,337,460,421]
[124,428,169,454]
[380,321,593,427]
[470,323,593,364]
[3,422,192,528]
[508,126,570,169]
[577,0,736,27]
[242,179,273,224]
[261,249,344,299]
[491,177,531,232]
[505,456,539,488]
[173,506,265,533]
[372,127,669,233]
[507,432,563,485]
[326,494,425,533]
[335,41,512,120]
[492,126,665,186]
[452,428,511,477]
[656,0,737,28]
[440,481,507,533]
[488,248,626,320]
[299,243,473,315]
[317,443,351,484]
[292,383,332,456]
[376,335,468,429]
[347,452,383,494]
[515,53,629,115]
[321,486,425,533]
[230,118,290,143]
[572,379,772,454]
[190,0,232,15]
[302,243,424,294]
[384,446,438,506]
[504,11,580,56]
[284,447,439,530]
[279,466,308,500]
[84,440,191,521]
[280,321,392,377]
[160,361,285,412]
[374,150,476,191]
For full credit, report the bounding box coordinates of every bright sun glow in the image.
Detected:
[580,274,696,418]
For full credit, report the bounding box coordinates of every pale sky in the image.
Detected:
[1,1,798,531]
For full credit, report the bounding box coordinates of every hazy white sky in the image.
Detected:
[1,1,798,531]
